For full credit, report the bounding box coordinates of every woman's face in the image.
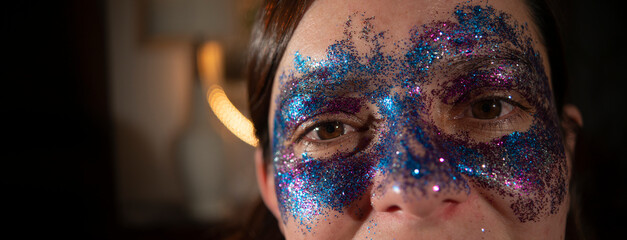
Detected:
[261,0,571,238]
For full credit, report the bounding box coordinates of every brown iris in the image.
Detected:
[314,121,345,140]
[471,99,502,119]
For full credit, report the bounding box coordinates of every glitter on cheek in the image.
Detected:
[415,5,567,222]
[436,122,566,222]
[273,149,376,225]
[271,15,392,226]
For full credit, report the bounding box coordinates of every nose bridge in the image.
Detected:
[381,94,440,183]
[371,92,469,218]
[379,133,462,197]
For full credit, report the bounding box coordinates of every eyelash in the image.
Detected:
[293,114,363,143]
[302,121,355,141]
[454,94,533,132]
[470,96,530,114]
[289,117,371,158]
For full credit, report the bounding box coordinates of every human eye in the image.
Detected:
[303,121,357,142]
[464,97,518,120]
[446,91,534,140]
[290,114,371,158]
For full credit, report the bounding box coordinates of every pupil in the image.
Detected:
[482,101,496,113]
[325,124,337,133]
[471,99,502,119]
[316,122,344,140]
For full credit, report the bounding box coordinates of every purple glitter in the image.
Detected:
[271,4,566,230]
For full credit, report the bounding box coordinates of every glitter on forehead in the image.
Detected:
[271,3,566,233]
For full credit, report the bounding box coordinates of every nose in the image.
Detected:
[371,176,470,219]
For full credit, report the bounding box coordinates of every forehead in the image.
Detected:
[282,0,536,63]
[269,0,547,128]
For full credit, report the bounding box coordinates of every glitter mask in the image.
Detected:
[271,4,566,228]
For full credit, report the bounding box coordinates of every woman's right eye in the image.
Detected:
[304,121,356,141]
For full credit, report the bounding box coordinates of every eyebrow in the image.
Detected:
[278,64,374,103]
[277,74,364,122]
[439,45,534,78]
[277,43,541,110]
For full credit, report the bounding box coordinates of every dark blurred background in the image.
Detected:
[4,0,625,239]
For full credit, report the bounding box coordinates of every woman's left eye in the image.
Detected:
[468,99,515,119]
[304,121,356,141]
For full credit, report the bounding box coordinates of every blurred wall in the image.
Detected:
[108,0,191,225]
[107,0,257,226]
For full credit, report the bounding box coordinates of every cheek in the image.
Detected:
[369,87,567,222]
[437,120,567,221]
[272,131,377,223]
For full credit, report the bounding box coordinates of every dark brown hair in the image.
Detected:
[242,1,316,239]
[245,0,583,239]
[247,0,317,162]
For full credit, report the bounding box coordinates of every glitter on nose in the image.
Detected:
[393,185,401,194]
[439,157,445,162]
[432,185,440,192]
[412,169,420,176]
[413,86,420,94]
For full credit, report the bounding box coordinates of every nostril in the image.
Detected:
[442,199,460,209]
[386,205,402,212]
[440,199,462,218]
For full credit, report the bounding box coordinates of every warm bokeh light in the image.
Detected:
[198,41,224,85]
[199,41,258,147]
[206,85,258,147]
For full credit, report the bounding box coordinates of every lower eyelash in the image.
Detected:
[473,109,528,132]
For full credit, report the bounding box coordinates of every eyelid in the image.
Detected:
[441,62,527,105]
[303,122,357,142]
[289,112,365,144]
[443,90,536,141]
[453,95,529,120]
[454,88,530,109]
